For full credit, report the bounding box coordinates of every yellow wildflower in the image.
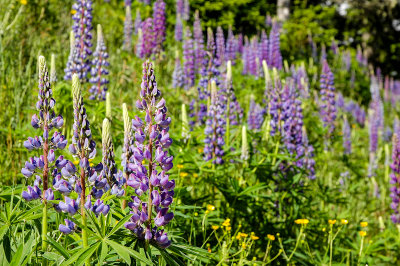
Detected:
[295,219,309,225]
[198,148,203,153]
[205,210,209,214]
[359,231,367,237]
[207,204,215,211]
[179,172,188,178]
[226,226,232,231]
[328,219,337,225]
[207,247,211,253]
[71,9,77,15]
[193,173,199,178]
[241,242,246,249]
[360,222,368,227]
[177,164,184,169]
[211,225,219,230]
[236,234,241,240]
[142,160,146,164]
[73,160,79,165]
[251,235,259,240]
[239,232,248,238]
[194,212,198,216]
[341,219,348,225]
[222,218,231,227]
[90,163,94,167]
[267,234,275,241]
[20,0,27,4]
[322,227,326,232]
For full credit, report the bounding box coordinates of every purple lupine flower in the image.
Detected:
[65,0,93,82]
[153,0,166,55]
[216,26,225,66]
[59,219,76,235]
[172,51,184,89]
[59,196,79,215]
[247,96,265,131]
[248,38,258,76]
[368,109,379,177]
[134,9,141,35]
[237,33,243,54]
[265,13,272,27]
[183,27,195,90]
[292,64,309,98]
[225,26,236,64]
[204,81,226,164]
[308,33,317,62]
[176,0,184,16]
[102,118,125,197]
[242,37,249,75]
[260,30,269,63]
[320,44,327,63]
[89,25,110,101]
[123,5,133,51]
[330,39,338,55]
[269,78,283,136]
[337,92,344,109]
[22,56,68,203]
[356,46,367,67]
[390,134,400,224]
[141,18,155,58]
[182,0,189,21]
[282,81,304,157]
[174,13,183,42]
[193,10,205,75]
[343,116,351,155]
[268,22,282,69]
[342,50,351,71]
[319,60,337,136]
[224,61,243,126]
[125,61,174,249]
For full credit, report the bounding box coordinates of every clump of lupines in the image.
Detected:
[225,26,236,64]
[247,95,265,131]
[174,13,183,42]
[102,118,125,197]
[89,25,110,101]
[22,56,67,250]
[123,3,133,51]
[134,9,141,35]
[153,0,166,55]
[183,27,195,90]
[319,60,337,137]
[172,50,184,89]
[390,134,400,224]
[65,0,93,81]
[216,26,225,66]
[140,18,155,58]
[125,60,174,248]
[343,116,351,155]
[193,10,205,74]
[204,80,226,164]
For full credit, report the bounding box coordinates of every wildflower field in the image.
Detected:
[1,0,400,265]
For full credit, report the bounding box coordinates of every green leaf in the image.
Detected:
[99,242,108,265]
[45,235,70,259]
[106,213,131,238]
[105,239,152,265]
[61,243,100,266]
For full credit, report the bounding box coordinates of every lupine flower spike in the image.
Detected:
[22,56,67,251]
[125,60,174,248]
[122,103,134,209]
[50,53,57,84]
[183,27,195,90]
[89,24,110,100]
[153,0,166,55]
[123,4,133,51]
[390,134,400,224]
[172,50,184,89]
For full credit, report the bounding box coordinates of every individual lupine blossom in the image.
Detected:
[247,96,265,131]
[172,51,184,89]
[281,81,304,157]
[269,78,283,136]
[141,18,155,58]
[59,219,77,234]
[183,27,195,90]
[123,4,133,51]
[225,26,236,64]
[183,0,190,20]
[134,9,141,35]
[68,0,93,81]
[89,25,110,100]
[22,56,67,202]
[390,134,400,224]
[102,118,125,197]
[319,60,337,136]
[343,116,351,155]
[193,10,205,74]
[174,13,183,42]
[50,54,57,83]
[204,81,226,164]
[64,31,77,80]
[125,60,174,249]
[301,128,316,179]
[216,26,225,66]
[268,23,282,70]
[260,30,269,64]
[153,0,166,55]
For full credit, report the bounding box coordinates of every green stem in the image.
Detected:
[42,201,48,250]
[226,98,230,147]
[358,236,364,264]
[271,138,280,166]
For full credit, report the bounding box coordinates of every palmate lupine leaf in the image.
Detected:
[105,239,153,264]
[45,235,70,260]
[61,242,100,266]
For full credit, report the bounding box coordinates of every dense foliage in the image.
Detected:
[1,0,400,265]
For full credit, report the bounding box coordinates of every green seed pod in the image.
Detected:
[102,118,112,149]
[241,125,248,161]
[50,54,57,83]
[122,103,131,137]
[106,92,111,120]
